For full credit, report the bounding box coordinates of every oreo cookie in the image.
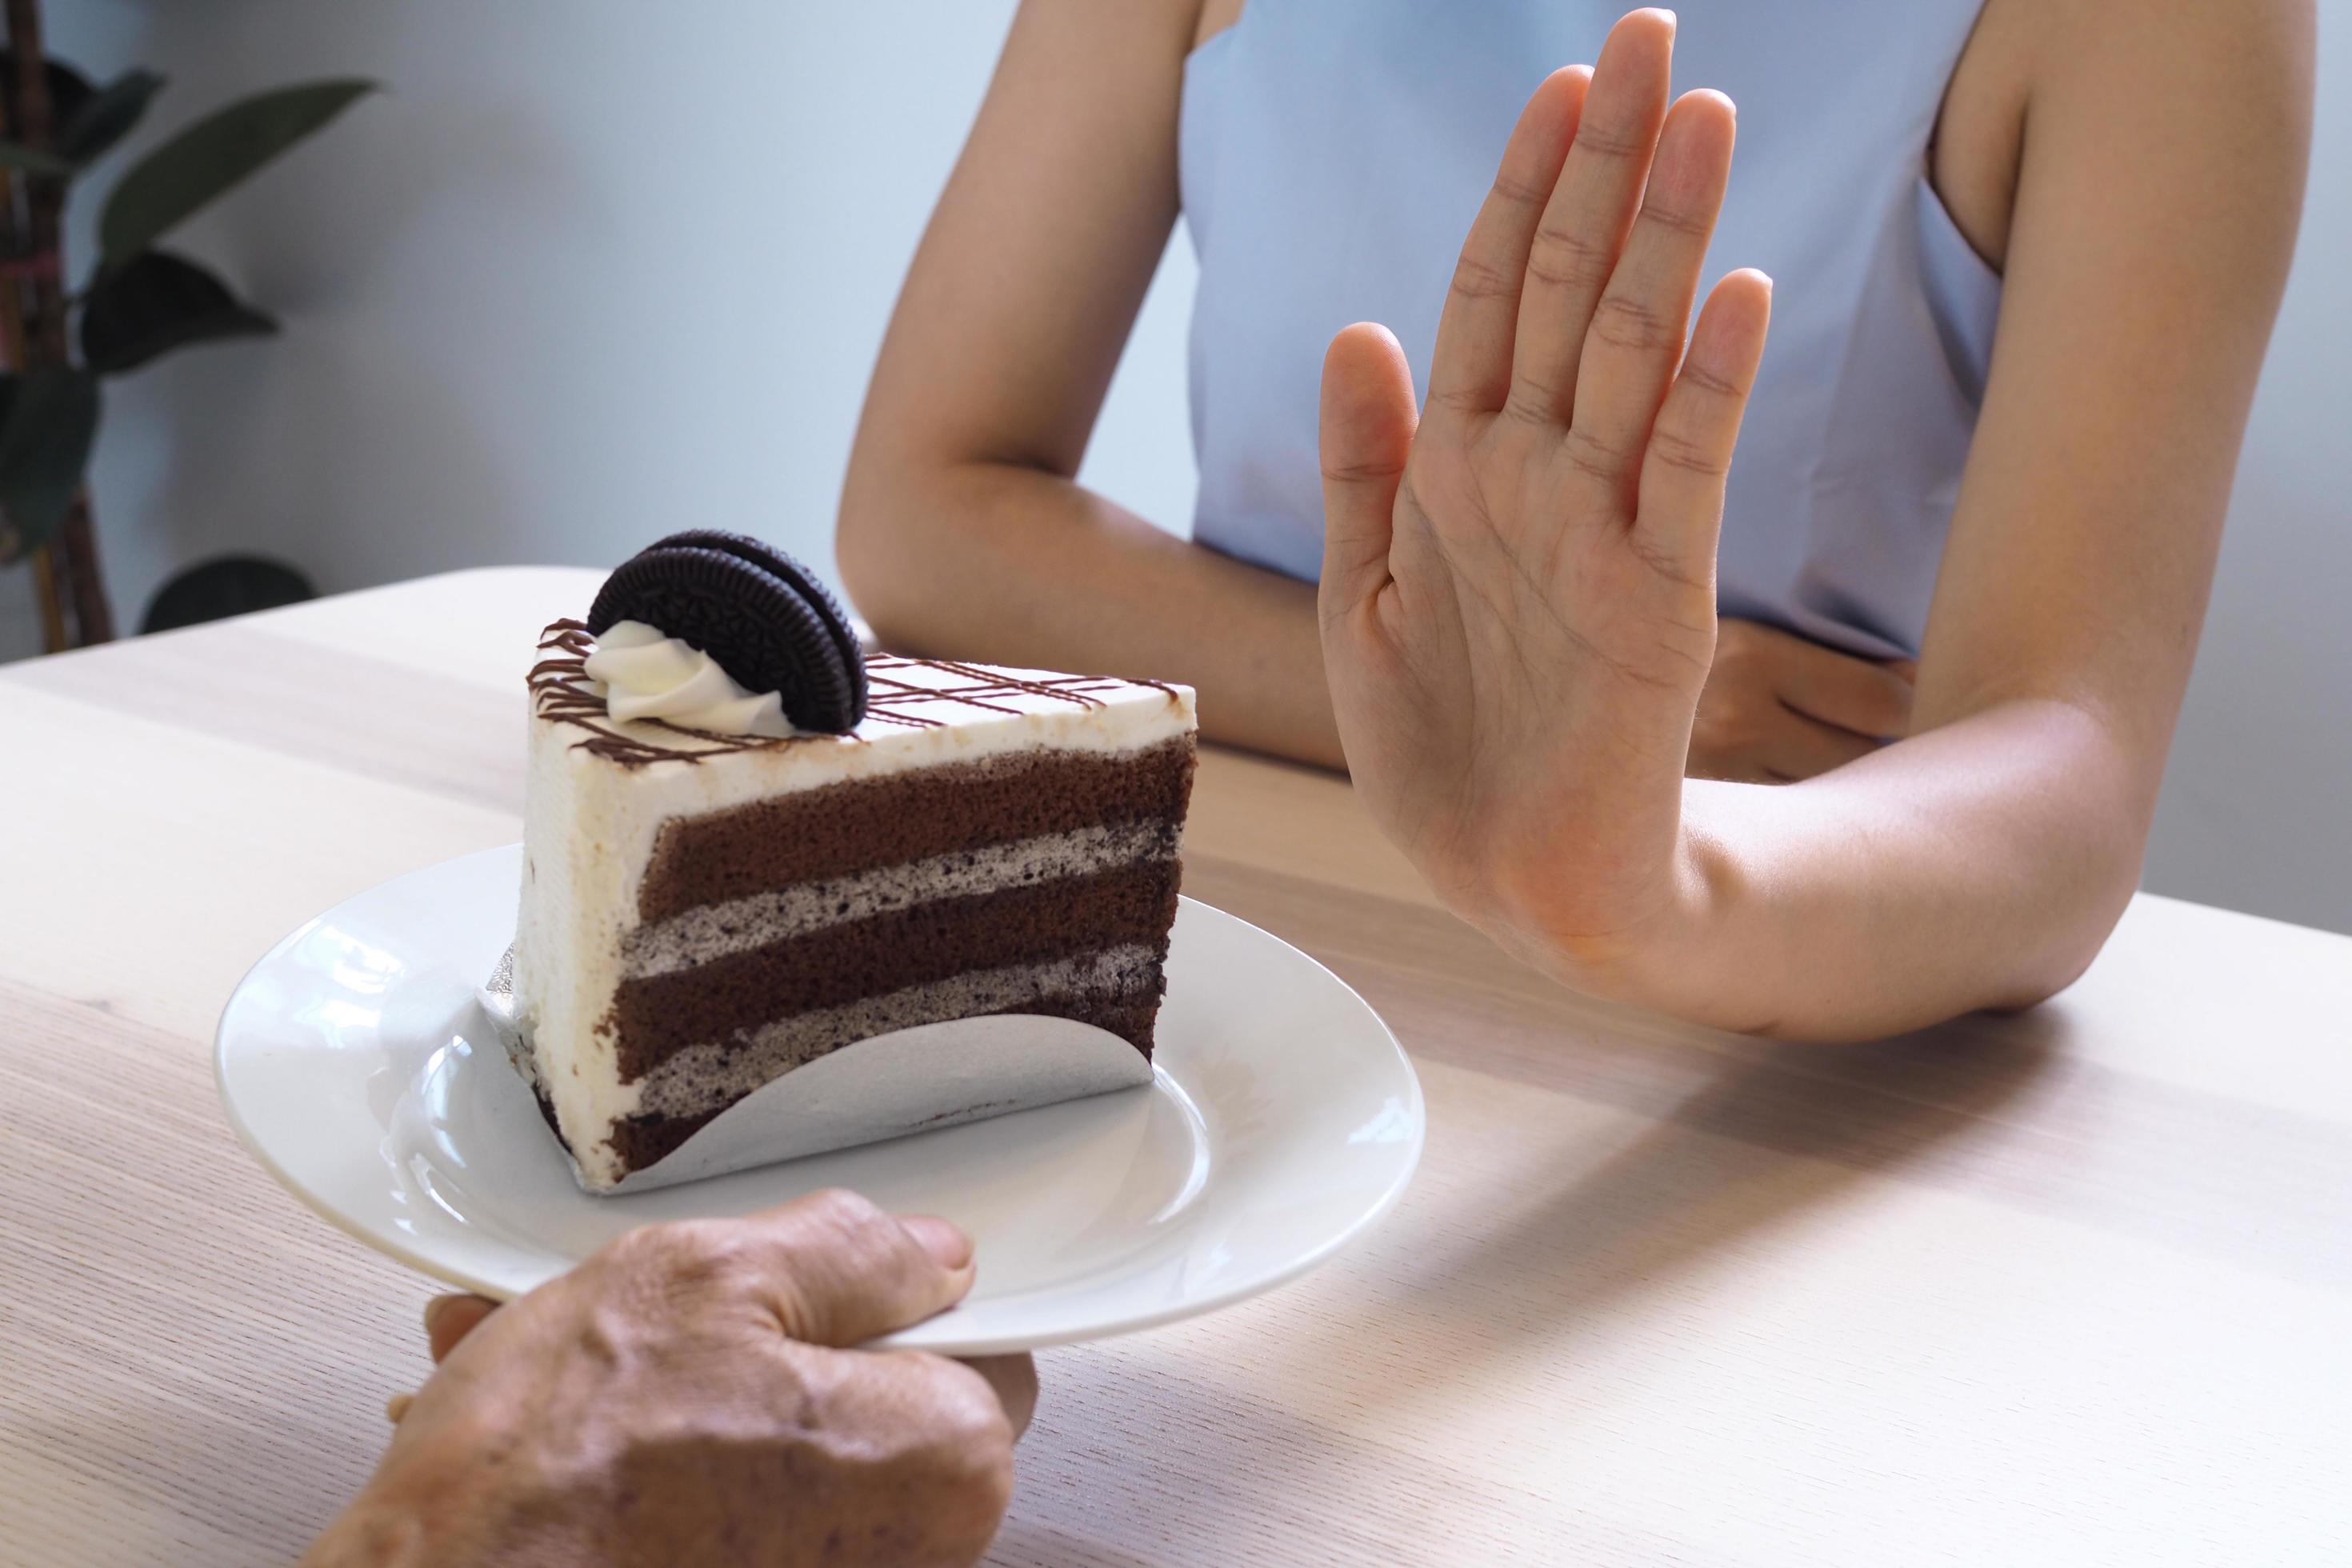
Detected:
[642,530,868,718]
[588,535,867,733]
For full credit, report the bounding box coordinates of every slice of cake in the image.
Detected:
[507,534,1197,1191]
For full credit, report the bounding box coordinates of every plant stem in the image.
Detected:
[4,0,111,647]
[27,530,65,646]
[0,153,62,653]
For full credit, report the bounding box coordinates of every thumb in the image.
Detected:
[742,1189,977,1348]
[1318,322,1417,626]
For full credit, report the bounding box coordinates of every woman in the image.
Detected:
[839,2,2310,1039]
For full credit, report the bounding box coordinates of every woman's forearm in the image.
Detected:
[839,458,1343,768]
[1586,700,2146,1040]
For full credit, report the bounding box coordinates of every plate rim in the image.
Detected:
[214,842,1426,1354]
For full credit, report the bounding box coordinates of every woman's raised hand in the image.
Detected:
[1316,9,1771,974]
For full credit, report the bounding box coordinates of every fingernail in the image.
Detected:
[422,1293,468,1334]
[902,1215,975,1272]
[385,1392,414,1424]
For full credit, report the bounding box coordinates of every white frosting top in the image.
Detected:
[582,620,791,737]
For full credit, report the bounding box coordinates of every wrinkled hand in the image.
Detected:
[309,1190,1036,1568]
[1690,619,1913,782]
[1316,10,1771,971]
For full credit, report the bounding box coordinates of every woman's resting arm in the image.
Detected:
[1647,0,2314,1037]
[837,0,1348,767]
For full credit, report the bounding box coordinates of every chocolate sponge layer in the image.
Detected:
[610,858,1182,1079]
[638,738,1196,922]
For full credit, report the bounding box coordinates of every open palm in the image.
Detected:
[1317,10,1771,964]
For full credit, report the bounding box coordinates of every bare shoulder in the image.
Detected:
[1934,0,2313,271]
[2032,0,2315,137]
[2029,0,2314,282]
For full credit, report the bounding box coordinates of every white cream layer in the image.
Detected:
[512,631,1196,1188]
[631,944,1162,1118]
[619,820,1177,979]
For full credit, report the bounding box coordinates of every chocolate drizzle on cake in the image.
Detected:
[529,620,1178,767]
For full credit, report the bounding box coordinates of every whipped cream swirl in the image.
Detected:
[582,621,794,737]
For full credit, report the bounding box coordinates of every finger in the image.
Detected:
[1566,88,1738,492]
[796,1346,1018,1538]
[1424,66,1588,415]
[1319,322,1418,622]
[896,1214,977,1272]
[738,1189,976,1347]
[1506,10,1677,425]
[423,1294,498,1364]
[1634,266,1772,576]
[959,1354,1040,1440]
[1769,636,1915,740]
[1759,705,1885,782]
[385,1391,414,1424]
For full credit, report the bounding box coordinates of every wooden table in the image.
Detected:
[5,566,2349,1566]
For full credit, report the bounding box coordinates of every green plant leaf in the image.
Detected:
[58,69,166,165]
[0,366,99,558]
[98,78,377,268]
[0,139,73,177]
[0,53,97,139]
[80,249,277,374]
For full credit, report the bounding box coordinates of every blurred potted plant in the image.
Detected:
[0,0,372,652]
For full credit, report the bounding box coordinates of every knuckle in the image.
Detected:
[796,1186,890,1243]
[1678,357,1746,400]
[1525,224,1614,294]
[1574,119,1651,162]
[602,1218,745,1294]
[1638,200,1714,242]
[1448,252,1521,303]
[1489,165,1554,209]
[1646,420,1730,479]
[598,1218,682,1275]
[1618,520,1710,594]
[1590,294,1677,355]
[1322,450,1409,486]
[776,1188,909,1285]
[1499,386,1566,430]
[1560,426,1628,487]
[1423,384,1492,417]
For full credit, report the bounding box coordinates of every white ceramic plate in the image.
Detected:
[216,845,1422,1354]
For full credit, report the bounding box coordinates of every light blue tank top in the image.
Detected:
[1180,1,2000,659]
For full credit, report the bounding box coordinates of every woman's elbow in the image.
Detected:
[835,451,942,650]
[1997,830,2146,1011]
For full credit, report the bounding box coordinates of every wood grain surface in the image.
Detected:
[3,568,2347,1566]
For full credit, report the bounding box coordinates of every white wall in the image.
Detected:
[2138,5,2352,934]
[27,0,1196,640]
[20,1,2350,935]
